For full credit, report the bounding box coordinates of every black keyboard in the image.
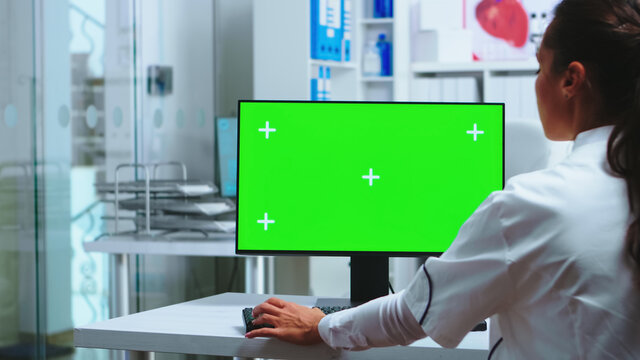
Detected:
[242,306,351,333]
[242,306,487,333]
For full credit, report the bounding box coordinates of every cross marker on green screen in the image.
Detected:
[258,121,276,139]
[466,123,485,141]
[257,212,275,230]
[362,168,381,186]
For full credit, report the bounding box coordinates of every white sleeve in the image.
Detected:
[318,190,516,350]
[403,191,514,348]
[317,291,426,351]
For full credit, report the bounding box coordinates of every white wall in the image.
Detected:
[215,0,253,117]
[137,0,215,182]
[132,0,217,310]
[104,0,135,186]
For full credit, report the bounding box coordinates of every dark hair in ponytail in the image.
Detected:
[544,0,640,279]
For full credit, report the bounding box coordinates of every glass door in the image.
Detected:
[1,1,219,358]
[0,0,45,358]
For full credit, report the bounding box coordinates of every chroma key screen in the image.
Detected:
[236,101,504,255]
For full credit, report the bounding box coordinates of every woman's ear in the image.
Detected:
[562,61,587,99]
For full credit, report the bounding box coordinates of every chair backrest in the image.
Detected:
[505,120,551,181]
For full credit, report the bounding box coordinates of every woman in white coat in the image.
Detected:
[246,0,640,357]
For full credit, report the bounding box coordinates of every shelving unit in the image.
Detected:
[361,76,394,82]
[411,59,539,74]
[411,59,539,120]
[309,59,358,69]
[357,15,394,100]
[355,0,410,101]
[253,0,410,102]
[359,17,394,25]
[254,0,355,101]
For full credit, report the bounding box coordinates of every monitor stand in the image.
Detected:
[315,255,389,307]
[351,255,389,304]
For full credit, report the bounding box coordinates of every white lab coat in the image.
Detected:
[318,125,640,358]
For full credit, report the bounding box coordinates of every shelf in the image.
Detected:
[309,59,357,69]
[412,60,539,74]
[361,76,394,82]
[254,0,409,101]
[359,18,394,25]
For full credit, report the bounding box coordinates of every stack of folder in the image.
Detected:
[311,0,353,62]
[311,66,332,101]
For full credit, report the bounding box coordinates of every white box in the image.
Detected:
[420,0,464,30]
[412,29,472,62]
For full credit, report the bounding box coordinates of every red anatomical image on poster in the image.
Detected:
[475,0,529,48]
[466,0,558,60]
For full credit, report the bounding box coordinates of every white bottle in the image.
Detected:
[362,41,381,77]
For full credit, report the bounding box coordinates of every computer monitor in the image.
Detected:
[215,117,238,197]
[236,100,504,303]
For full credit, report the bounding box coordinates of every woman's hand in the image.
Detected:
[245,297,326,345]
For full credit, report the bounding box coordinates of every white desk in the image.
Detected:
[83,233,269,318]
[74,292,489,359]
[83,232,236,256]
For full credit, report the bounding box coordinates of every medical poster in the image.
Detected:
[465,0,561,60]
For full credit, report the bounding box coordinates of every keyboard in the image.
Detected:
[242,306,351,333]
[242,306,487,333]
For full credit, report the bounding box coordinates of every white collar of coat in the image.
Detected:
[572,125,615,151]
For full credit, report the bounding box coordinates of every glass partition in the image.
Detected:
[0,0,222,359]
[0,0,44,358]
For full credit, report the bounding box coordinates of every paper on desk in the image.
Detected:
[176,184,214,196]
[194,203,232,215]
[216,221,236,233]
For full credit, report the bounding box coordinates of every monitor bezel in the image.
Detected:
[235,100,505,257]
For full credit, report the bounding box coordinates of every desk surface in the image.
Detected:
[83,232,238,257]
[74,292,489,359]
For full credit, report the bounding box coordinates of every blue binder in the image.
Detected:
[311,66,321,100]
[311,78,319,100]
[311,0,322,59]
[325,0,343,61]
[325,67,331,100]
[374,0,393,18]
[311,0,345,61]
[342,0,352,62]
[318,66,326,100]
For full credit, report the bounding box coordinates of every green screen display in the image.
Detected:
[237,101,504,255]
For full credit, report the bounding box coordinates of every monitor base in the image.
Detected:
[314,255,389,308]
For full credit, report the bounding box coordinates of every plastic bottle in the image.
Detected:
[376,33,392,76]
[362,41,381,77]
